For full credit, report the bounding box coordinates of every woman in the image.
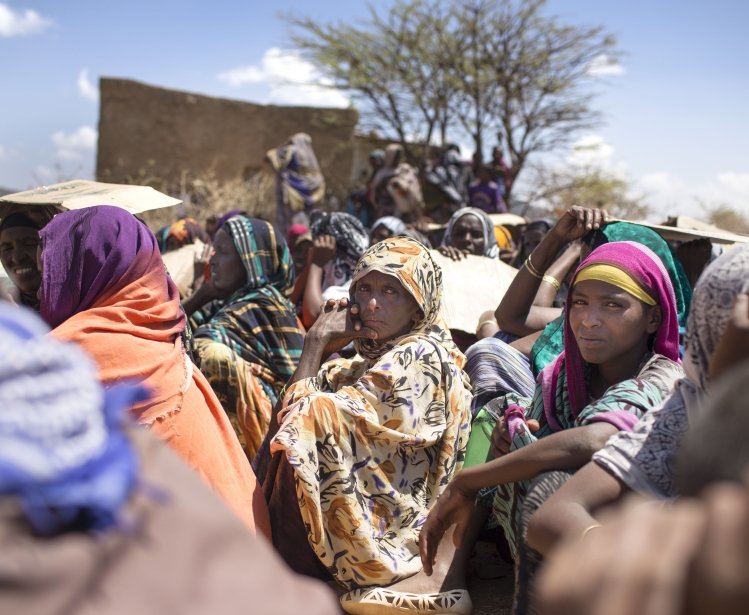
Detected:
[38,206,269,536]
[438,207,500,261]
[0,303,337,615]
[0,205,60,310]
[260,237,472,595]
[185,215,305,459]
[496,210,691,375]
[419,241,683,612]
[527,244,749,555]
[369,215,408,245]
[301,211,369,327]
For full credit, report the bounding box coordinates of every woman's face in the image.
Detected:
[449,214,485,255]
[210,229,247,295]
[354,270,422,342]
[0,226,42,294]
[568,279,661,368]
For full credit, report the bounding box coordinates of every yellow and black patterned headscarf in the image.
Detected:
[350,236,456,361]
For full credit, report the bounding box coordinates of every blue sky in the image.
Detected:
[1,0,748,220]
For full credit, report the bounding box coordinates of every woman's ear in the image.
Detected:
[646,305,663,334]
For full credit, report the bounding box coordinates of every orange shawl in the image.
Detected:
[51,267,270,538]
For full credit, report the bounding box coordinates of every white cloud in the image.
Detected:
[0,2,52,37]
[568,134,615,168]
[0,145,7,160]
[634,171,749,220]
[51,125,97,161]
[217,47,350,108]
[587,54,625,77]
[77,69,98,102]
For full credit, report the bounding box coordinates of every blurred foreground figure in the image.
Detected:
[537,359,749,615]
[0,303,337,615]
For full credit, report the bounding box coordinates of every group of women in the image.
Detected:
[0,199,746,615]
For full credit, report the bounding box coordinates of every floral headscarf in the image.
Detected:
[350,236,455,361]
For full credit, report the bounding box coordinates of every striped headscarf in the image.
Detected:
[0,304,146,535]
[193,216,304,384]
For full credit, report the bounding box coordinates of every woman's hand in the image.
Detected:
[419,477,477,575]
[307,297,378,356]
[490,415,540,458]
[310,235,337,268]
[550,206,609,244]
[437,245,470,261]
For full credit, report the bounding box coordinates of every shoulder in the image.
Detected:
[636,354,685,397]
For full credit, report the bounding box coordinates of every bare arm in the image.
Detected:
[496,207,608,336]
[301,235,337,329]
[526,461,626,556]
[420,420,617,573]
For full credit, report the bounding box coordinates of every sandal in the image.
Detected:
[339,587,472,614]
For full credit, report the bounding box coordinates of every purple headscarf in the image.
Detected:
[541,240,680,424]
[39,206,178,329]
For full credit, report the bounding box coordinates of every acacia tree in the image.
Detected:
[287,0,619,204]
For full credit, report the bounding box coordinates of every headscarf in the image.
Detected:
[0,304,146,535]
[441,207,500,258]
[595,221,691,332]
[593,244,749,499]
[40,206,184,332]
[194,216,304,386]
[530,220,693,375]
[369,215,408,240]
[272,236,472,588]
[212,209,245,239]
[350,235,458,361]
[546,241,680,424]
[166,217,208,248]
[310,211,369,288]
[493,224,514,251]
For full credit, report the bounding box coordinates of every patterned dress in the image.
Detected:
[270,237,473,589]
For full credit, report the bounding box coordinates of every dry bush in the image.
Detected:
[132,167,278,232]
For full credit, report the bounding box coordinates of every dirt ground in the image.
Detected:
[469,539,515,614]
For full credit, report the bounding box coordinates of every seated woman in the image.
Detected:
[258,237,472,605]
[38,206,269,535]
[183,215,305,459]
[496,208,691,373]
[0,205,60,310]
[418,240,683,614]
[526,244,749,557]
[301,211,369,328]
[438,207,500,261]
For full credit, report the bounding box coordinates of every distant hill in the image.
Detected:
[0,187,18,197]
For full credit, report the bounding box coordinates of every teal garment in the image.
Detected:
[529,221,692,375]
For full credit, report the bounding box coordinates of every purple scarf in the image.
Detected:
[39,206,179,329]
[542,241,680,423]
